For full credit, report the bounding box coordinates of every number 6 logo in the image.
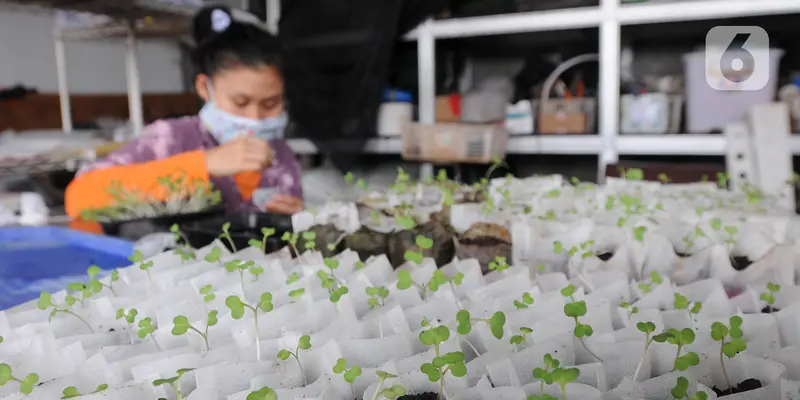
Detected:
[705,26,771,91]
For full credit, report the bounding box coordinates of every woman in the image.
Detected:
[65,5,303,221]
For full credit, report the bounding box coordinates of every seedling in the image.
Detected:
[137,316,162,351]
[619,301,638,321]
[553,241,596,292]
[396,269,462,302]
[116,307,138,325]
[456,309,506,340]
[711,316,747,389]
[0,364,39,394]
[488,256,510,273]
[317,258,349,303]
[226,293,274,361]
[418,324,467,400]
[366,286,390,308]
[37,291,94,332]
[153,368,194,400]
[172,310,218,350]
[204,246,224,266]
[65,282,94,307]
[170,224,197,263]
[631,322,673,382]
[561,285,602,362]
[654,328,699,372]
[129,250,155,287]
[224,259,257,292]
[333,357,362,393]
[671,376,709,400]
[281,232,300,255]
[673,293,702,324]
[549,367,580,400]
[708,218,738,246]
[760,282,781,310]
[532,353,561,395]
[248,227,276,253]
[403,235,433,265]
[371,371,406,400]
[302,231,317,251]
[199,284,215,303]
[395,215,416,230]
[286,272,301,285]
[218,222,238,252]
[87,265,118,296]
[355,260,366,270]
[288,288,305,302]
[246,387,277,400]
[637,271,664,294]
[61,384,108,398]
[509,327,533,345]
[513,293,535,309]
[277,335,312,386]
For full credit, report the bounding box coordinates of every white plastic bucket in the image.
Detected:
[377,102,414,137]
[683,49,783,133]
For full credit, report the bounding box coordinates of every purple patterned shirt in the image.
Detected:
[78,116,302,212]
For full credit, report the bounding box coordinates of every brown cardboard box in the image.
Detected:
[536,98,596,134]
[401,122,508,164]
[435,94,461,122]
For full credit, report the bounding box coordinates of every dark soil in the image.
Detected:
[456,222,512,274]
[712,378,762,396]
[344,226,389,261]
[762,305,780,314]
[597,252,614,261]
[296,224,345,258]
[387,220,456,268]
[397,393,439,400]
[731,256,753,271]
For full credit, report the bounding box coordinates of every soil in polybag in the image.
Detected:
[296,223,345,258]
[387,220,456,268]
[712,378,762,396]
[455,222,512,274]
[344,225,389,261]
[180,211,293,253]
[397,393,438,400]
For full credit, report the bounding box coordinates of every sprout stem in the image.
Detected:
[579,337,602,363]
[370,377,386,400]
[720,343,731,389]
[61,309,95,333]
[253,310,261,361]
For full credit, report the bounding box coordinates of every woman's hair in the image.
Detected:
[191,5,282,76]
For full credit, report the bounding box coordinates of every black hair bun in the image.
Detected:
[192,4,234,44]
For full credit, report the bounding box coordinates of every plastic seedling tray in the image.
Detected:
[0,227,133,310]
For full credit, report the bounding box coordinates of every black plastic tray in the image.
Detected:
[99,207,226,238]
[179,211,294,254]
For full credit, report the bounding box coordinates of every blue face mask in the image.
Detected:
[199,85,288,143]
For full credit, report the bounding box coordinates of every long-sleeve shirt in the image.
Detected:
[64,115,302,218]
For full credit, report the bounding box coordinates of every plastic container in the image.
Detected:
[0,227,134,310]
[99,207,226,239]
[377,103,414,137]
[620,93,684,134]
[683,49,783,133]
[179,211,294,253]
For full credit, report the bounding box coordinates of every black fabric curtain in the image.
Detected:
[278,0,448,160]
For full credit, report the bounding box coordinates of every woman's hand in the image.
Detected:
[266,195,303,214]
[205,136,273,177]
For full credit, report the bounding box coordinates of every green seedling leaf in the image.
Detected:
[225,296,245,319]
[560,284,576,297]
[674,351,700,371]
[259,292,274,312]
[514,292,535,309]
[563,300,587,318]
[674,293,689,310]
[671,376,689,399]
[286,272,301,285]
[207,310,219,327]
[171,315,190,335]
[415,235,433,250]
[636,321,656,334]
[204,247,222,263]
[298,335,312,350]
[396,270,413,290]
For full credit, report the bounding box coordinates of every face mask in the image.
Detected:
[199,84,288,143]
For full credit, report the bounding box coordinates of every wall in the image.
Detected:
[0,4,184,94]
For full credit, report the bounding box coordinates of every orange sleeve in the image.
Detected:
[65,150,210,218]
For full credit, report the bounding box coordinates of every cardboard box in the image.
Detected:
[401,122,508,164]
[535,98,596,134]
[435,94,461,122]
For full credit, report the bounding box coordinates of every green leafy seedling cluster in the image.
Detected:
[317,258,349,303]
[760,282,781,307]
[637,271,664,294]
[87,265,119,296]
[488,256,509,273]
[510,327,533,345]
[397,269,463,301]
[246,387,277,400]
[38,291,94,333]
[226,293,274,361]
[711,316,746,389]
[333,357,363,384]
[129,250,155,287]
[532,353,561,396]
[0,364,39,394]
[172,310,218,350]
[673,293,702,324]
[561,285,601,362]
[418,323,467,400]
[456,309,506,340]
[371,371,406,400]
[301,231,317,251]
[366,286,390,308]
[671,376,709,400]
[153,368,194,400]
[514,293,535,309]
[248,227,276,253]
[278,335,312,386]
[62,383,108,398]
[404,235,434,264]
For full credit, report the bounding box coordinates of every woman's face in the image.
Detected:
[196,64,284,120]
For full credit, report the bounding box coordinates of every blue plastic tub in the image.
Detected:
[0,227,134,310]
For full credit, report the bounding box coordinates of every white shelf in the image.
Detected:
[616,135,728,155]
[618,0,800,25]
